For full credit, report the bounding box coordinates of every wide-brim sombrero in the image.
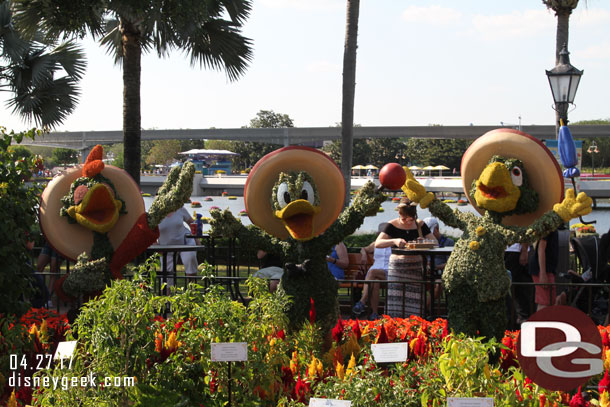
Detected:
[39,166,145,261]
[461,128,564,226]
[244,146,345,240]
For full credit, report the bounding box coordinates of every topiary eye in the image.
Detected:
[276,182,291,208]
[300,181,315,204]
[510,167,523,187]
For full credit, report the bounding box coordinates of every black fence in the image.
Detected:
[30,239,609,329]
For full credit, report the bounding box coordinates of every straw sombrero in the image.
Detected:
[39,165,145,261]
[461,128,564,226]
[244,146,345,240]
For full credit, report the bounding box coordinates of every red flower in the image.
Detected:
[293,377,311,402]
[569,387,590,407]
[349,319,362,340]
[374,393,381,403]
[602,329,610,348]
[539,394,546,407]
[599,370,610,395]
[309,298,316,324]
[274,329,286,341]
[332,318,345,343]
[376,324,389,344]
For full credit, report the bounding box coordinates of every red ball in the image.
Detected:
[379,163,407,190]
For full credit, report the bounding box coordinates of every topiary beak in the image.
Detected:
[474,162,521,213]
[67,183,123,233]
[274,199,321,241]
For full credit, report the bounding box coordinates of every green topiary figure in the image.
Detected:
[210,147,385,334]
[40,145,194,301]
[402,129,593,341]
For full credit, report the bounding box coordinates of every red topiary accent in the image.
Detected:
[82,145,105,177]
[109,213,159,279]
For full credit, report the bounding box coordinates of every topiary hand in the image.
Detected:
[209,209,243,238]
[553,188,593,222]
[401,177,435,208]
[353,181,386,216]
[147,162,195,228]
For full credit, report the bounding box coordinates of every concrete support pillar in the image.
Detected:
[192,173,203,196]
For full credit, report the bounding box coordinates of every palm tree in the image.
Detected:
[542,0,581,130]
[12,0,253,185]
[0,0,85,128]
[542,0,580,63]
[341,0,360,207]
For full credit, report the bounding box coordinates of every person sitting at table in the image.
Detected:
[423,217,454,314]
[252,249,284,292]
[158,207,199,282]
[375,198,437,318]
[352,237,392,320]
[326,242,349,280]
[423,217,454,271]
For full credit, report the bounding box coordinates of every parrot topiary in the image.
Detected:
[402,129,593,341]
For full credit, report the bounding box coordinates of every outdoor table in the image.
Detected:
[391,247,454,318]
[146,245,209,295]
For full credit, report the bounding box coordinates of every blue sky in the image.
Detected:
[2,0,610,132]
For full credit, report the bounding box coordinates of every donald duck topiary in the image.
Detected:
[402,129,593,341]
[39,145,194,301]
[210,146,385,333]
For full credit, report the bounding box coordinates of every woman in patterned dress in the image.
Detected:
[375,198,437,317]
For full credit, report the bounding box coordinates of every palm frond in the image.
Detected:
[179,19,253,82]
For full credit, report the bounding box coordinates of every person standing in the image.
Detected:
[158,207,199,283]
[505,243,532,324]
[529,230,559,311]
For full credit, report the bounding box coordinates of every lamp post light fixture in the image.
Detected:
[587,141,600,178]
[546,44,583,134]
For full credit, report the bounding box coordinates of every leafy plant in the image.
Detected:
[0,127,44,315]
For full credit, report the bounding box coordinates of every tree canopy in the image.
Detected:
[0,0,85,128]
[11,0,253,185]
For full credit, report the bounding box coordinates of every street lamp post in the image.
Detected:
[545,44,583,137]
[587,141,600,177]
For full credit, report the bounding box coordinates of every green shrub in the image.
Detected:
[0,127,44,315]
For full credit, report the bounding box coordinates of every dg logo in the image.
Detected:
[517,305,603,391]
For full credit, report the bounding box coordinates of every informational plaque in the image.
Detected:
[447,397,494,407]
[370,342,408,363]
[210,342,248,362]
[53,341,77,360]
[309,398,352,407]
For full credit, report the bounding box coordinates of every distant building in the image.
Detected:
[178,149,239,175]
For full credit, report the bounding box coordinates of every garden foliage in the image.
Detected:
[4,257,610,405]
[0,127,44,315]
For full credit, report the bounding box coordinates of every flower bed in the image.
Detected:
[4,278,610,406]
[190,201,202,208]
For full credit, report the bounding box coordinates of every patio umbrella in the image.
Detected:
[363,165,379,170]
[433,165,450,176]
[558,120,594,224]
[408,165,421,170]
[423,165,436,176]
[351,164,365,176]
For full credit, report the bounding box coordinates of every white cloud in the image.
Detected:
[260,0,343,12]
[306,60,340,73]
[470,9,554,40]
[401,5,462,25]
[571,8,610,26]
[576,43,610,60]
